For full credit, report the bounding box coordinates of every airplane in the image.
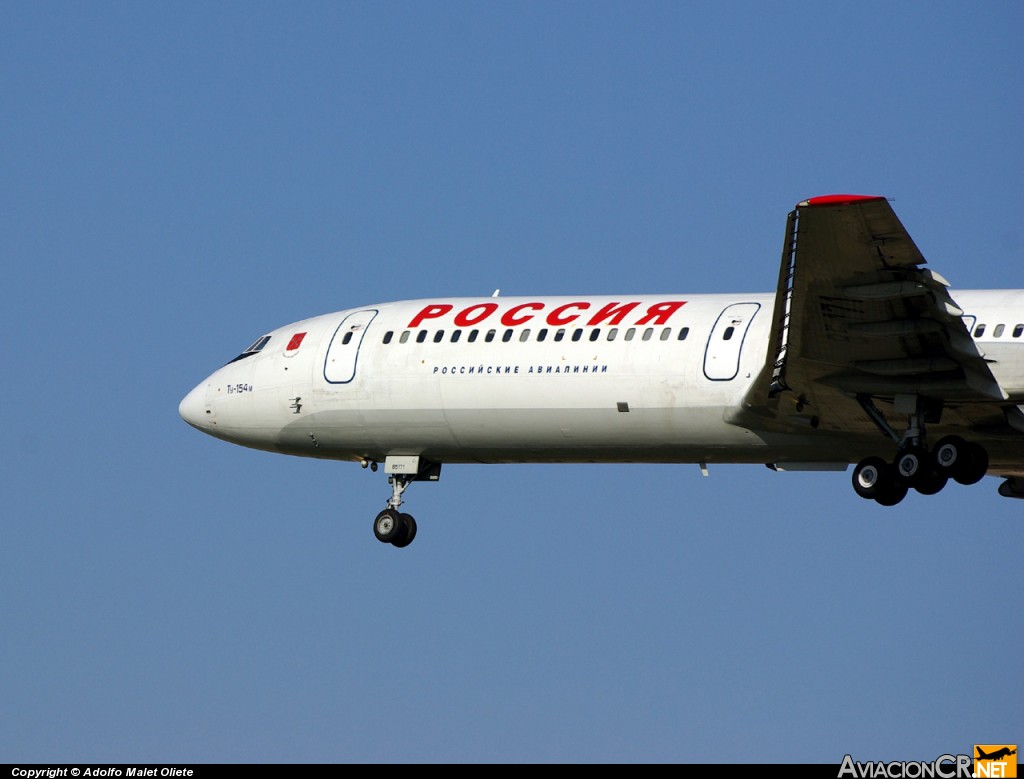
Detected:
[976,747,1017,761]
[179,195,1024,547]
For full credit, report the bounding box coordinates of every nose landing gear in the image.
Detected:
[366,456,440,548]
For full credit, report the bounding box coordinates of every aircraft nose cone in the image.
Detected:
[179,383,208,429]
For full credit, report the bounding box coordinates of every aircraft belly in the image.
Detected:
[443,406,738,445]
[274,405,783,463]
[441,406,759,462]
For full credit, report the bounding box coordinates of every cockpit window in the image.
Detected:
[228,335,271,364]
[247,335,271,352]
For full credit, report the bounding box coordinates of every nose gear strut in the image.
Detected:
[365,456,441,548]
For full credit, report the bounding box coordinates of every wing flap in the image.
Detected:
[741,196,1010,438]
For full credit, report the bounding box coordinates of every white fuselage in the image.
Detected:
[179,290,1024,469]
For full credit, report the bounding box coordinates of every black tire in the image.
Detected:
[391,513,417,548]
[895,446,927,486]
[875,479,908,506]
[373,509,403,543]
[953,442,989,485]
[913,468,948,496]
[853,456,888,499]
[933,435,966,473]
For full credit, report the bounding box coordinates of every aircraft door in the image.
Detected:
[324,309,378,384]
[703,302,761,381]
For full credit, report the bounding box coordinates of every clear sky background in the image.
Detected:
[2,1,1021,764]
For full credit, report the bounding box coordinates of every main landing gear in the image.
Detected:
[851,395,989,506]
[362,455,441,548]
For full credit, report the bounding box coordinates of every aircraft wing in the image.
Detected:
[738,195,1015,439]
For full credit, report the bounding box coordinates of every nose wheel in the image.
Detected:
[374,509,418,548]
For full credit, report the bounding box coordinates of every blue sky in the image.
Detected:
[2,1,1021,763]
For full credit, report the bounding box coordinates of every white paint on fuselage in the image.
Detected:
[179,290,1024,467]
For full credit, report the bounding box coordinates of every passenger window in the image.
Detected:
[589,329,600,342]
[451,330,461,343]
[416,330,427,343]
[383,331,393,344]
[1014,325,1024,338]
[468,330,479,343]
[678,327,689,341]
[485,329,496,342]
[554,329,565,342]
[342,332,353,345]
[537,328,548,342]
[571,329,583,342]
[993,324,1005,337]
[660,328,671,341]
[625,328,636,341]
[607,328,618,341]
[642,328,653,341]
[974,324,986,338]
[502,329,513,342]
[520,329,531,342]
[399,331,410,344]
[434,330,444,343]
[723,326,735,341]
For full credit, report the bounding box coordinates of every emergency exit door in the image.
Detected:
[703,302,760,381]
[324,310,378,384]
